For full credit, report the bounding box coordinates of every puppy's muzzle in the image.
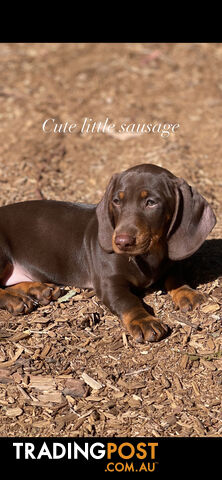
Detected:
[114,233,136,251]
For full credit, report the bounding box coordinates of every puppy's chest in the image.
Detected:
[128,252,169,288]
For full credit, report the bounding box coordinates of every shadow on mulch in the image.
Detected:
[142,238,222,297]
[182,239,222,288]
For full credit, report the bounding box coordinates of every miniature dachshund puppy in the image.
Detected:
[0,164,216,342]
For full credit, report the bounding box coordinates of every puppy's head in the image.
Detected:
[96,164,216,260]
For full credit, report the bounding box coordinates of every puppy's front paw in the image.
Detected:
[130,317,168,343]
[122,307,168,343]
[173,286,205,313]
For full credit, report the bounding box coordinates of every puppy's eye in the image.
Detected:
[146,199,157,207]
[112,198,121,206]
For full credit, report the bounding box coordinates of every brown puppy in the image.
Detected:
[0,164,216,343]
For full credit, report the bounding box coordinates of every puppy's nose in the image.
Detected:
[115,233,136,249]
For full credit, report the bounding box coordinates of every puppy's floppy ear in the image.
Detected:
[96,174,118,252]
[167,179,216,260]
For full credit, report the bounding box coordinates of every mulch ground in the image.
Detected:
[0,43,221,438]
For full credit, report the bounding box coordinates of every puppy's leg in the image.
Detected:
[0,282,64,315]
[7,282,63,304]
[0,256,33,314]
[0,255,63,315]
[100,276,168,343]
